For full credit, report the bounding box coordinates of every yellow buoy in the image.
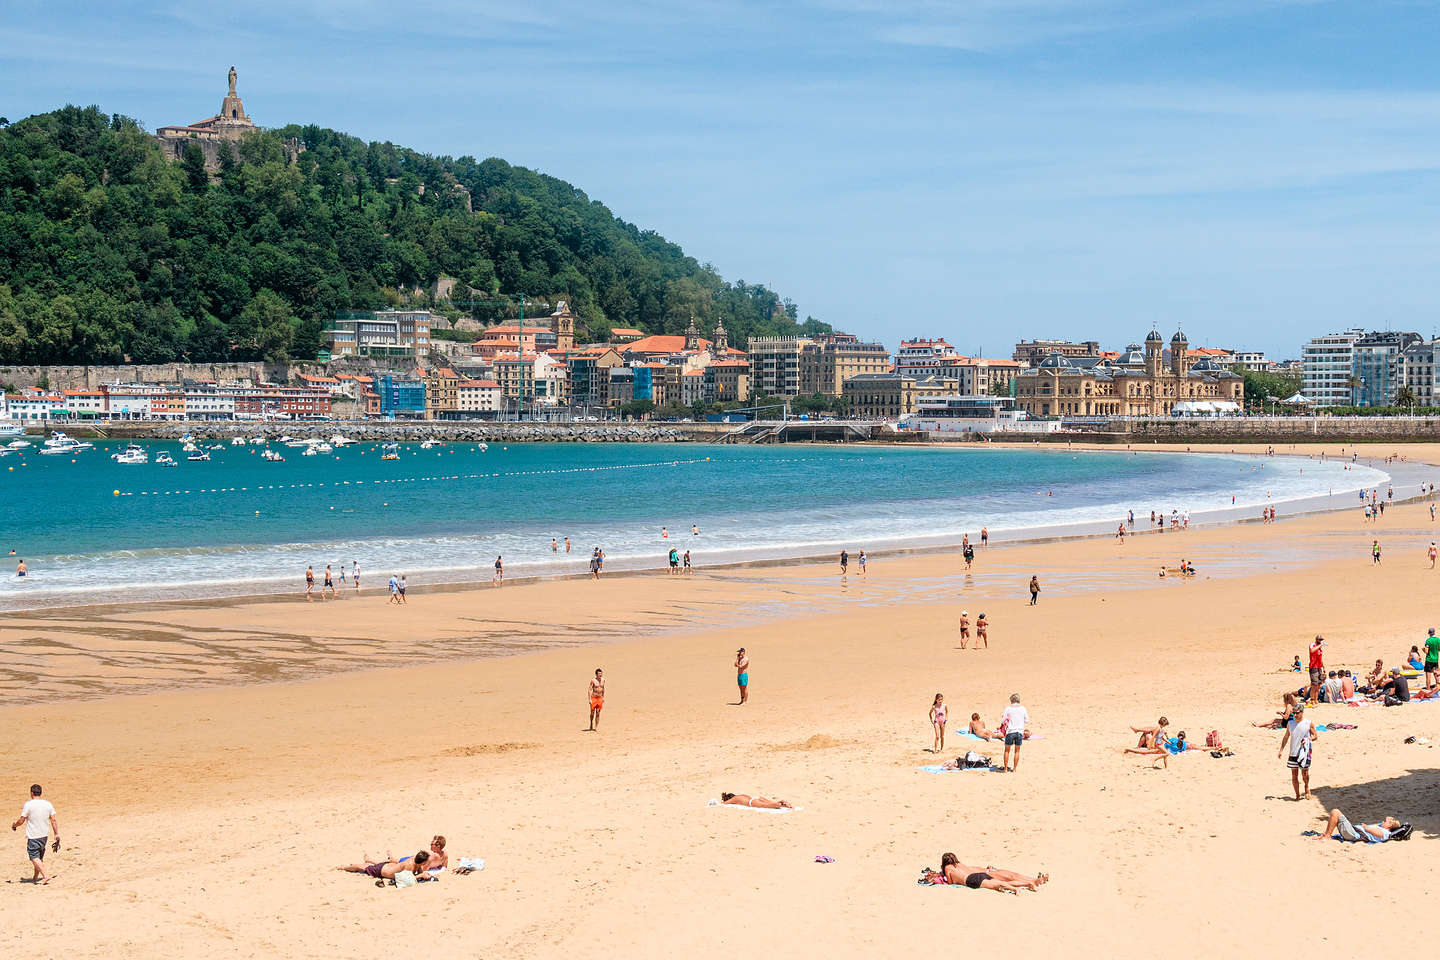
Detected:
[113,489,120,496]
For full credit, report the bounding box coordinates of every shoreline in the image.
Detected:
[1,444,1411,617]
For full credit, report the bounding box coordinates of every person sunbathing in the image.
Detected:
[921,853,1047,894]
[1129,718,1169,747]
[1412,683,1440,700]
[721,793,792,809]
[337,850,431,881]
[399,836,447,872]
[1253,693,1299,729]
[968,713,996,739]
[1317,808,1404,843]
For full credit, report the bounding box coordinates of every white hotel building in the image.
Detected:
[1301,329,1365,407]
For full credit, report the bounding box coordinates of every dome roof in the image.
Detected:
[1145,329,1163,343]
[1118,344,1147,365]
[1171,329,1187,343]
[1036,353,1073,369]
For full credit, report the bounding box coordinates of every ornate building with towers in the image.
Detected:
[1014,328,1243,418]
[155,66,302,170]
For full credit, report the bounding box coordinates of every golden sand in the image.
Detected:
[3,442,1437,958]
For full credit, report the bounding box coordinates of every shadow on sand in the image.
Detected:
[1312,767,1440,837]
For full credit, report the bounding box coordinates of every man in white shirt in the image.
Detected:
[1000,693,1030,773]
[1278,704,1319,801]
[11,783,58,885]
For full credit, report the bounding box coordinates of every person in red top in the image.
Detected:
[1307,636,1326,705]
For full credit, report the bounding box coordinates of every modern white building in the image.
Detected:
[456,379,503,415]
[1231,351,1269,372]
[1301,329,1365,407]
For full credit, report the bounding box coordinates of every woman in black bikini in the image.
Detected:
[925,853,1047,893]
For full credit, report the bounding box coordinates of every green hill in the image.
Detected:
[0,105,828,364]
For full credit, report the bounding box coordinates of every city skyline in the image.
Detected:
[7,1,1440,357]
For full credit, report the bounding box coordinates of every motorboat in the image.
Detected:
[187,450,211,462]
[248,437,267,445]
[43,431,76,448]
[261,448,285,462]
[330,435,354,447]
[155,452,178,467]
[315,442,333,454]
[231,437,247,446]
[8,439,33,449]
[39,443,78,455]
[301,446,319,456]
[420,439,439,449]
[181,441,199,453]
[0,421,23,438]
[478,442,488,452]
[380,442,401,461]
[112,444,148,465]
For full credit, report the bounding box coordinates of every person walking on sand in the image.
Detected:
[1429,542,1437,569]
[958,610,970,648]
[352,562,360,591]
[1372,540,1382,564]
[493,556,504,586]
[980,527,988,547]
[735,648,750,705]
[1279,703,1318,800]
[668,547,680,576]
[305,565,314,601]
[683,550,691,575]
[397,574,407,604]
[1000,693,1030,773]
[857,550,867,575]
[589,549,601,580]
[387,574,398,604]
[929,693,948,753]
[975,612,989,649]
[11,784,58,885]
[1028,575,1040,606]
[588,668,605,731]
[839,550,849,575]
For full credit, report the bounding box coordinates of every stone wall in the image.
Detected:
[1059,417,1440,443]
[0,362,283,391]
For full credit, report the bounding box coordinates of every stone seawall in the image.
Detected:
[1057,417,1440,443]
[104,421,737,444]
[0,362,283,391]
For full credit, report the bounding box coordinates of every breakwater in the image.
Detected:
[1055,416,1440,444]
[125,420,737,443]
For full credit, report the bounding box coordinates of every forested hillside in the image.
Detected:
[0,105,827,364]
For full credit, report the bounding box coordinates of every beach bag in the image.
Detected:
[1391,823,1413,841]
[960,751,990,769]
[1205,730,1222,749]
[1384,695,1400,707]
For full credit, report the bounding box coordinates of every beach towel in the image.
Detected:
[917,764,990,774]
[958,731,1043,743]
[455,857,485,872]
[707,798,801,812]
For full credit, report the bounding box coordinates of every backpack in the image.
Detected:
[1204,730,1222,749]
[1391,823,1413,841]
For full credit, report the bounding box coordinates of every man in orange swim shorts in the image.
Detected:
[588,668,605,731]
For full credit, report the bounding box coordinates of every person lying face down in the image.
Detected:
[720,793,792,809]
[337,850,430,880]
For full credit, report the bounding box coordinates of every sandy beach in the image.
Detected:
[4,442,1439,959]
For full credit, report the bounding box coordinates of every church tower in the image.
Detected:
[712,318,729,354]
[684,317,701,352]
[219,66,249,124]
[552,301,575,353]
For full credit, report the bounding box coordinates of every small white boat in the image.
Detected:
[301,446,319,456]
[315,442,333,454]
[155,452,177,467]
[261,449,285,462]
[181,441,199,453]
[43,431,76,448]
[380,442,401,461]
[478,442,488,452]
[231,437,247,446]
[0,421,23,438]
[249,437,267,446]
[112,444,148,465]
[39,444,78,455]
[8,439,33,449]
[187,450,211,462]
[330,435,354,447]
[420,440,438,449]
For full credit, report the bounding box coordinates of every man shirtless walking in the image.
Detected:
[588,668,605,731]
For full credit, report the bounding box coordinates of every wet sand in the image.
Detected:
[3,442,1439,958]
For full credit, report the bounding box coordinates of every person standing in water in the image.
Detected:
[493,556,503,586]
[305,565,314,601]
[352,561,360,591]
[839,550,849,575]
[683,550,692,575]
[735,648,750,705]
[323,564,336,600]
[980,527,988,547]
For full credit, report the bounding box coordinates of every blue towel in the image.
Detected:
[918,764,989,773]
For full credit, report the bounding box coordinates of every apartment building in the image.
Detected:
[841,374,959,419]
[455,380,503,417]
[746,333,889,397]
[324,310,432,359]
[1012,339,1100,365]
[1301,329,1365,407]
[1351,331,1420,407]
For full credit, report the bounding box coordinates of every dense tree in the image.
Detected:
[0,105,829,365]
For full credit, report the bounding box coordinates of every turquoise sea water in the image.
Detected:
[0,440,1387,610]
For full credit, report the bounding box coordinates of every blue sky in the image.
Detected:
[6,0,1440,357]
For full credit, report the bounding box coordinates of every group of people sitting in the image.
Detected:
[919,854,1049,894]
[1123,718,1229,766]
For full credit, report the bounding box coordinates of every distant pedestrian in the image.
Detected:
[305,565,314,601]
[975,612,989,649]
[493,556,503,586]
[1028,575,1040,605]
[1424,628,1440,688]
[1372,540,1382,565]
[735,648,750,705]
[857,550,866,575]
[691,524,699,537]
[963,543,975,570]
[551,538,559,554]
[589,549,601,580]
[1278,703,1318,801]
[565,537,572,553]
[388,574,399,604]
[668,547,680,575]
[353,562,360,591]
[398,574,408,604]
[929,693,947,753]
[11,784,58,885]
[980,527,989,547]
[683,550,691,575]
[323,564,336,599]
[587,668,605,732]
[1429,542,1437,569]
[1307,635,1325,705]
[1000,694,1030,773]
[661,526,669,539]
[958,610,970,647]
[15,559,26,577]
[839,550,849,575]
